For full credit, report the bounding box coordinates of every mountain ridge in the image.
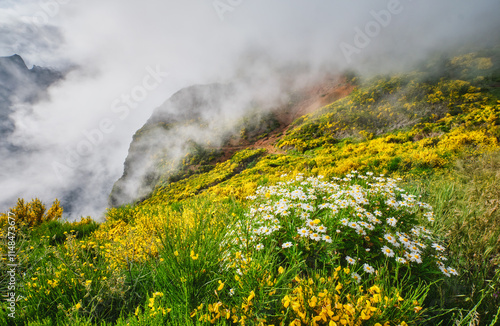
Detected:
[0,54,63,143]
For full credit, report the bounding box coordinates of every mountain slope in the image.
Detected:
[109,75,354,207]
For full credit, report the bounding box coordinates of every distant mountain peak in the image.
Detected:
[0,53,63,141]
[0,54,29,70]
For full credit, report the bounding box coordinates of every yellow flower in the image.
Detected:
[278,266,285,274]
[190,250,199,260]
[283,295,291,308]
[247,290,255,302]
[174,250,179,256]
[360,310,371,320]
[217,280,225,291]
[318,289,328,298]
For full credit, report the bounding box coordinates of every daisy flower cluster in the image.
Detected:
[222,171,456,279]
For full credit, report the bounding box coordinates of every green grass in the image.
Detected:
[405,151,500,325]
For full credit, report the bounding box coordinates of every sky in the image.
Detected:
[1,0,499,219]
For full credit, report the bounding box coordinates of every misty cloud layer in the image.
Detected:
[1,0,499,219]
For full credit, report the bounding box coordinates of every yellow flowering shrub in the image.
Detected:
[0,198,62,229]
[280,273,421,326]
[144,148,265,204]
[94,210,166,270]
[194,267,426,326]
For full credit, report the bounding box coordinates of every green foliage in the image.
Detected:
[147,148,266,204]
[406,151,500,324]
[29,217,100,246]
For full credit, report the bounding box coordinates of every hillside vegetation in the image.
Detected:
[1,50,500,325]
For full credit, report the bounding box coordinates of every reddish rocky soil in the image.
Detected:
[216,75,355,162]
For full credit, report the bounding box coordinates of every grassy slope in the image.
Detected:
[1,50,500,325]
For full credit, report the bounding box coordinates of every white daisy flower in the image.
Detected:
[384,233,397,244]
[356,228,367,236]
[306,219,317,228]
[316,225,327,233]
[424,211,435,222]
[365,223,375,231]
[348,222,359,229]
[322,235,332,243]
[310,233,321,241]
[297,227,309,237]
[386,217,397,227]
[439,265,451,277]
[409,245,421,253]
[363,263,375,274]
[408,253,422,264]
[300,212,310,219]
[351,272,361,283]
[399,236,412,247]
[381,246,395,257]
[432,243,446,252]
